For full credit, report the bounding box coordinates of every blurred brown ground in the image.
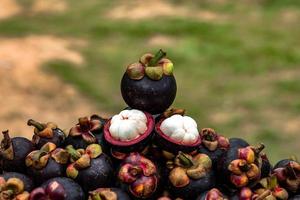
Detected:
[0,0,108,137]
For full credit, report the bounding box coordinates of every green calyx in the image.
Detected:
[126,49,174,81]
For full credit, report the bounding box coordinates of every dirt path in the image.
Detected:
[0,35,104,138]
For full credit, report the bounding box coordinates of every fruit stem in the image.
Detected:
[253,143,265,155]
[148,49,166,66]
[1,130,11,149]
[90,194,102,200]
[27,119,45,131]
[66,145,81,161]
[177,152,194,168]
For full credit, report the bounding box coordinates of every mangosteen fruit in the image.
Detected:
[261,152,272,178]
[27,119,65,149]
[229,138,249,149]
[251,175,289,200]
[103,109,154,160]
[230,187,253,200]
[166,152,215,199]
[121,49,177,114]
[218,143,265,190]
[65,115,106,149]
[88,188,130,200]
[0,176,31,199]
[290,194,300,199]
[0,172,34,192]
[30,177,85,200]
[66,144,113,192]
[26,142,69,184]
[117,152,160,199]
[196,188,228,200]
[198,128,230,168]
[0,130,34,173]
[273,159,300,194]
[154,108,201,154]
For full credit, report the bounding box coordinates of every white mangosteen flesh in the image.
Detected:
[109,109,147,141]
[160,114,199,145]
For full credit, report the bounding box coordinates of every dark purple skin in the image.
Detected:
[74,154,113,192]
[290,194,300,199]
[273,159,292,169]
[40,177,85,200]
[229,138,249,149]
[33,127,65,149]
[2,137,34,173]
[198,146,227,170]
[121,73,177,115]
[196,189,228,200]
[0,172,34,192]
[27,158,66,185]
[261,154,272,178]
[167,170,216,199]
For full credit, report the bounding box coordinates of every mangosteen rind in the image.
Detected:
[121,73,177,115]
[0,172,34,192]
[41,177,85,200]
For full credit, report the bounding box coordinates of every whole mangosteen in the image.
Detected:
[27,119,65,149]
[121,49,177,114]
[26,142,69,184]
[66,144,113,192]
[196,188,228,200]
[30,177,85,200]
[0,130,34,173]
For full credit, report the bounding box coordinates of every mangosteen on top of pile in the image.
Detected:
[103,109,154,160]
[65,115,106,149]
[121,49,177,115]
[27,119,65,149]
[30,177,85,200]
[66,143,113,192]
[154,108,201,154]
[273,158,300,194]
[165,151,215,199]
[0,130,34,174]
[198,128,230,168]
[117,152,160,199]
[88,187,131,200]
[218,143,265,191]
[25,142,69,184]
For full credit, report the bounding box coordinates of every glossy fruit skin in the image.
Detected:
[74,154,113,192]
[27,158,65,185]
[290,194,300,199]
[260,153,272,178]
[154,118,201,154]
[229,138,249,149]
[0,172,34,192]
[2,137,34,173]
[168,170,216,199]
[33,128,65,149]
[41,177,85,200]
[196,189,227,200]
[121,73,177,115]
[273,159,291,169]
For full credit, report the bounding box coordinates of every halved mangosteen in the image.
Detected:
[103,109,154,160]
[154,109,201,154]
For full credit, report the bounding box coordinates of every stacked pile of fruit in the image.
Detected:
[0,50,299,200]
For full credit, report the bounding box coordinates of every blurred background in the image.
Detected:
[0,0,299,162]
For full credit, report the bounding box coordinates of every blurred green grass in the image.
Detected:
[1,0,300,162]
